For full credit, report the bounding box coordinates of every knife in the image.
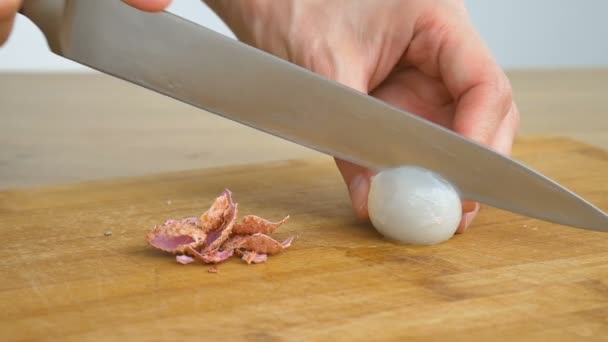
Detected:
[20,0,608,232]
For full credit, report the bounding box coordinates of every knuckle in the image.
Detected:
[510,102,522,133]
[486,74,513,117]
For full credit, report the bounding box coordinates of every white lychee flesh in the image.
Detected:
[368,166,462,245]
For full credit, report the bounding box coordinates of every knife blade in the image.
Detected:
[21,0,607,232]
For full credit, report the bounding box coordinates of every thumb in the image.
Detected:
[325,66,376,220]
[335,159,376,219]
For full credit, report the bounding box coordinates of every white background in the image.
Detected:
[1,0,607,71]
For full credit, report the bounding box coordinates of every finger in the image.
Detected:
[427,16,515,233]
[369,67,455,128]
[456,101,519,233]
[0,0,21,45]
[335,159,376,220]
[436,18,514,149]
[490,101,521,156]
[451,72,513,148]
[456,201,480,234]
[121,0,172,12]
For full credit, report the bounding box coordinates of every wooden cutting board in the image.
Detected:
[1,137,607,341]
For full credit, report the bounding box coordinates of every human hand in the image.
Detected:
[0,0,20,44]
[205,0,520,232]
[0,0,172,45]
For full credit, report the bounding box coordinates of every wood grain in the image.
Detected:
[1,137,607,341]
[1,69,607,190]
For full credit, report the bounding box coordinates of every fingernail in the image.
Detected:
[349,174,369,217]
[462,200,478,213]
